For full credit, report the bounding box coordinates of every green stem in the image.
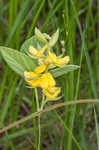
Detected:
[41,94,45,110]
[34,88,41,150]
[32,89,38,150]
[38,115,41,150]
[35,88,39,111]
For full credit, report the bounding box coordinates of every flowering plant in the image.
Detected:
[23,28,70,110]
[0,28,79,111]
[0,28,80,150]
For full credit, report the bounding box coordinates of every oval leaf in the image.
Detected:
[35,28,47,43]
[49,29,59,47]
[21,36,44,54]
[43,33,51,40]
[0,47,37,77]
[50,65,80,78]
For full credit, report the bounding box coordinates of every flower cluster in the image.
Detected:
[24,29,70,100]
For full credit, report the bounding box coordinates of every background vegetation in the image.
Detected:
[0,0,99,149]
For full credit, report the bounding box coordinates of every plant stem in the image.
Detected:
[41,94,45,110]
[34,88,41,150]
[38,115,41,150]
[32,89,38,150]
[35,88,39,111]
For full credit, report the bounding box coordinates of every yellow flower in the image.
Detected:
[40,73,61,99]
[24,64,46,78]
[48,51,70,66]
[24,71,56,91]
[25,78,41,87]
[24,71,38,79]
[24,66,61,99]
[43,87,61,99]
[29,45,48,57]
[40,73,56,89]
[24,70,40,87]
[34,64,46,74]
[40,73,61,98]
[24,64,47,87]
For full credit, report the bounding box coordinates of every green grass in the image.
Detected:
[0,0,99,150]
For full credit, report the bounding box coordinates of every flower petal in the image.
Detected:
[40,73,56,89]
[24,71,37,79]
[29,46,37,55]
[37,45,48,56]
[44,87,61,99]
[56,56,70,65]
[48,51,57,63]
[48,51,70,66]
[34,64,46,74]
[25,78,40,87]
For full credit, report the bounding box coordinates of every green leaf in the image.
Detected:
[35,27,47,43]
[21,36,44,54]
[49,29,59,47]
[0,47,37,77]
[51,65,80,78]
[43,33,51,40]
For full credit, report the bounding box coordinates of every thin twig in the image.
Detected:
[0,99,99,134]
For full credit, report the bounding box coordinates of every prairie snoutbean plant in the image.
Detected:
[0,28,79,111]
[0,28,79,150]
